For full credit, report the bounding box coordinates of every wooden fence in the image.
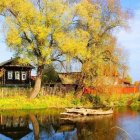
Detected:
[40,84,76,96]
[111,86,139,94]
[43,85,140,95]
[0,84,139,98]
[83,86,140,94]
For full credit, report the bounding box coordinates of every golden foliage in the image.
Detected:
[0,0,129,89]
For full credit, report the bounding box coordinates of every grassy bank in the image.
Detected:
[0,95,92,110]
[100,93,140,109]
[0,88,140,110]
[0,88,92,109]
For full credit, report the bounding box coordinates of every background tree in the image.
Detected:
[56,0,130,95]
[124,75,132,84]
[42,64,60,85]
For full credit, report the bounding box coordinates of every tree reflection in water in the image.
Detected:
[29,114,39,140]
[0,108,138,140]
[0,112,116,140]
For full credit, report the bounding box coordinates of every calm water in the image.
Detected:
[0,108,140,140]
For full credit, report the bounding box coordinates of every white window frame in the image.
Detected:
[22,71,27,80]
[15,71,20,80]
[8,71,13,80]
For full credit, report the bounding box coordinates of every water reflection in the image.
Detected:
[0,115,31,140]
[0,108,140,140]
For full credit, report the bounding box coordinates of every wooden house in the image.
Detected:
[0,58,34,87]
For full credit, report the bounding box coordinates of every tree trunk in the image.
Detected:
[75,85,83,98]
[75,72,85,98]
[30,66,43,99]
[29,114,40,140]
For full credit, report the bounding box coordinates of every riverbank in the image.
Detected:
[0,87,140,110]
[0,92,140,110]
[99,93,140,109]
[0,95,92,110]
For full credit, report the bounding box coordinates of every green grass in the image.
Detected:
[0,88,140,110]
[99,93,140,108]
[0,94,92,110]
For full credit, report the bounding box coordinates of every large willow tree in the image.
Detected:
[0,0,75,98]
[55,0,130,94]
[0,0,129,98]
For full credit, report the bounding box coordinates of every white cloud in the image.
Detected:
[117,10,140,81]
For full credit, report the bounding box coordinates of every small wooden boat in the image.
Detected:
[61,108,113,117]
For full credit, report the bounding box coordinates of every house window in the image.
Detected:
[15,71,20,80]
[8,71,13,80]
[22,72,26,80]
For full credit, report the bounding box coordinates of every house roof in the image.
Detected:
[0,59,12,67]
[0,58,34,69]
[58,72,81,84]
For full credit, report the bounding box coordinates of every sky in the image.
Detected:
[118,0,140,82]
[0,0,140,81]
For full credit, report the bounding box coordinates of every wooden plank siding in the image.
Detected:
[4,68,31,85]
[0,58,33,87]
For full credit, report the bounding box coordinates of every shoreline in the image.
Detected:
[0,95,92,110]
[0,94,139,110]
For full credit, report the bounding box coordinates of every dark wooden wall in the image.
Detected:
[1,66,32,86]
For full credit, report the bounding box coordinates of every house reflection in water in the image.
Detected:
[0,115,32,140]
[0,113,117,140]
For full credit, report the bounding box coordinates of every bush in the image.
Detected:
[81,94,104,108]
